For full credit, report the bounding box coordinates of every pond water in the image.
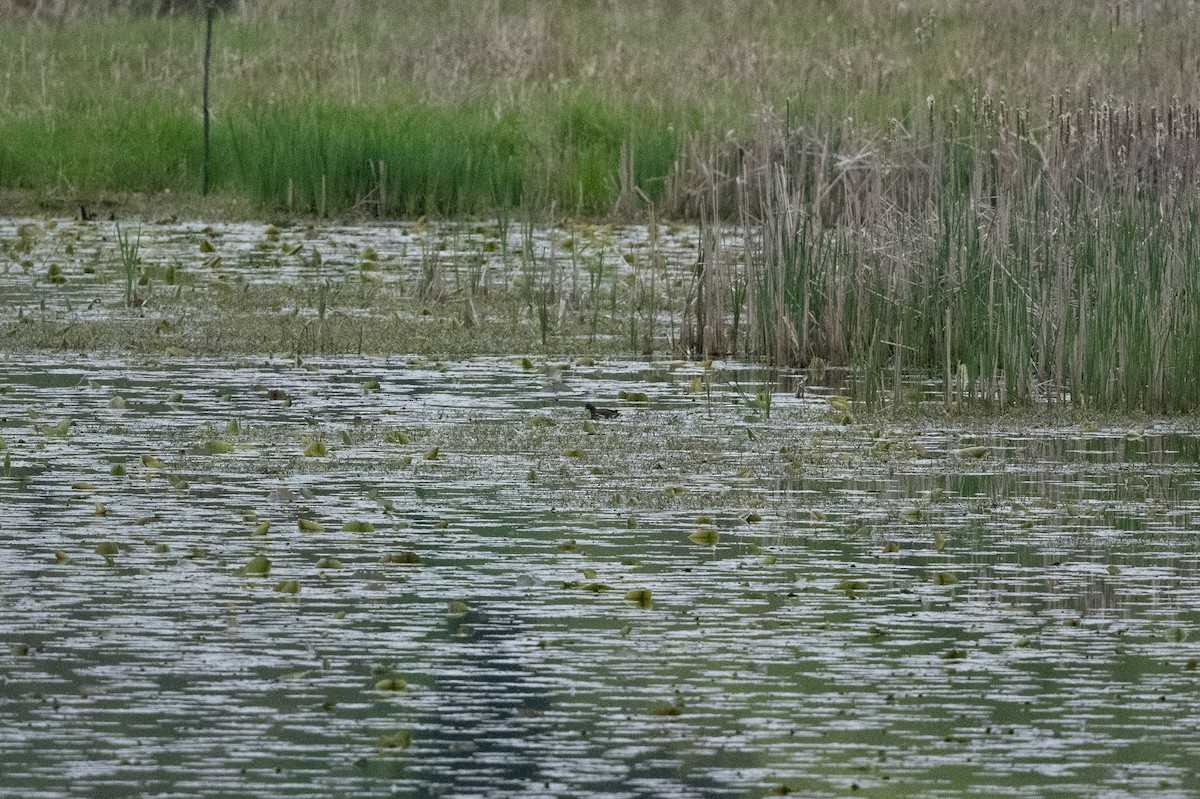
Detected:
[2,354,1199,798]
[0,216,695,321]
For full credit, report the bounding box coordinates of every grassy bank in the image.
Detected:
[3,0,1200,217]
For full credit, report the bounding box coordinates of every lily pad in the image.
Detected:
[242,555,271,575]
[625,589,653,609]
[376,731,412,749]
[298,518,325,533]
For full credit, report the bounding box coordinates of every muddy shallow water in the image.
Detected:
[1,354,1198,798]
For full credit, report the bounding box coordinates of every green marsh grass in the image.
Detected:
[7,0,1200,217]
[115,222,142,307]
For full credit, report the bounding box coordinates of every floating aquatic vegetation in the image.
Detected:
[836,579,868,599]
[37,419,71,437]
[274,579,301,594]
[341,520,374,533]
[952,446,988,459]
[298,518,325,533]
[688,528,719,546]
[625,589,653,608]
[376,731,411,750]
[196,439,235,455]
[381,552,421,564]
[241,555,271,576]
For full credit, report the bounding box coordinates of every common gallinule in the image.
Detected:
[584,402,619,419]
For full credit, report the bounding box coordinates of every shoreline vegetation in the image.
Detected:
[4,0,1200,411]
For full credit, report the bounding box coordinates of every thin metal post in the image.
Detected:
[202,2,215,195]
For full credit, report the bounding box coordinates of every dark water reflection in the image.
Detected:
[1,356,1198,798]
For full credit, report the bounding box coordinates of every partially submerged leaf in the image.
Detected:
[376,731,412,749]
[625,589,653,609]
[836,579,868,599]
[298,518,325,533]
[952,446,988,459]
[38,419,71,437]
[196,439,235,455]
[688,528,719,546]
[648,698,684,716]
[242,555,271,575]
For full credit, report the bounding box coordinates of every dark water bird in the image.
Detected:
[584,402,619,420]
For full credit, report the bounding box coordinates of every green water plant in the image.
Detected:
[114,223,142,307]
